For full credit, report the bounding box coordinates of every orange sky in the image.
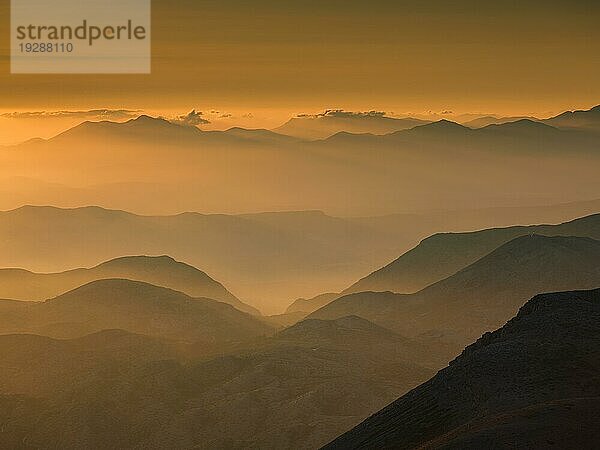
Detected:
[0,0,598,128]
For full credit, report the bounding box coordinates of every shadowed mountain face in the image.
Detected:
[312,235,600,355]
[347,213,600,295]
[0,279,273,345]
[325,289,600,450]
[0,254,259,315]
[0,316,436,449]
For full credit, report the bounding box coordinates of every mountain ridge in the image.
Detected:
[0,254,260,315]
[324,288,600,449]
[312,234,600,353]
[346,212,600,295]
[0,278,273,343]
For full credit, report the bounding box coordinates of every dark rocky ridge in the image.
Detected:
[325,289,600,449]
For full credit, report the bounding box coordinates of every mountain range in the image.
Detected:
[347,212,600,295]
[543,104,600,131]
[0,211,597,447]
[0,279,273,347]
[272,105,600,138]
[0,103,598,447]
[273,111,429,140]
[1,106,598,218]
[311,234,600,355]
[2,205,600,313]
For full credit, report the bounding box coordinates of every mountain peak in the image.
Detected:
[90,255,260,315]
[48,278,188,306]
[407,119,469,133]
[125,115,182,129]
[431,119,467,128]
[98,254,177,268]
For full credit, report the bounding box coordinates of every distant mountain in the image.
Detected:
[220,126,301,143]
[0,315,435,449]
[325,289,600,449]
[543,104,600,131]
[462,115,538,128]
[0,206,414,313]
[2,207,600,314]
[480,118,560,135]
[52,115,202,144]
[0,279,273,345]
[461,105,600,131]
[0,254,259,315]
[2,110,599,221]
[274,111,429,139]
[394,119,471,136]
[347,213,600,295]
[313,235,600,354]
[53,115,297,146]
[385,118,598,156]
[285,292,340,314]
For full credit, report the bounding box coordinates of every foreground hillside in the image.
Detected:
[325,289,600,449]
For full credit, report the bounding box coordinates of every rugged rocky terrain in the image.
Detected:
[325,289,600,449]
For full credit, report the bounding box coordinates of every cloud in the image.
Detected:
[0,109,141,120]
[170,110,210,126]
[298,109,389,119]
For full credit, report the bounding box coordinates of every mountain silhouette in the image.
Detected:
[274,112,428,139]
[0,254,259,315]
[543,104,600,131]
[0,279,273,344]
[347,213,600,295]
[53,114,299,147]
[325,289,600,449]
[2,110,599,219]
[399,119,471,134]
[313,234,600,355]
[462,115,538,128]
